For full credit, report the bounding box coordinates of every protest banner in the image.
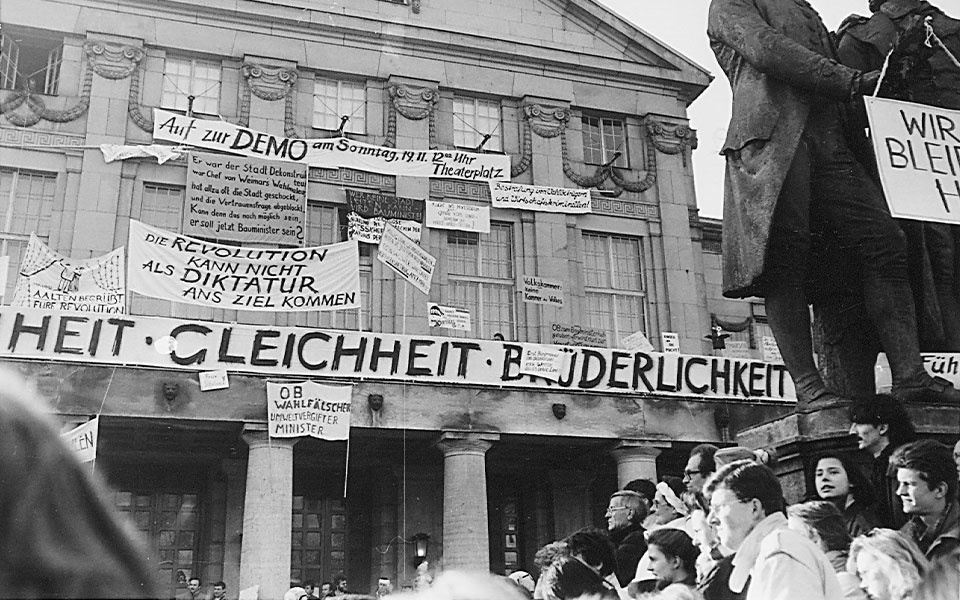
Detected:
[661,332,680,354]
[377,223,436,295]
[489,182,592,214]
[347,213,422,244]
[12,234,125,314]
[522,276,564,307]
[621,330,655,353]
[61,417,99,463]
[127,220,360,311]
[0,255,8,302]
[865,97,960,224]
[153,109,510,182]
[99,144,183,164]
[519,345,570,381]
[550,323,608,348]
[267,381,352,440]
[761,336,783,364]
[346,189,424,221]
[428,303,471,331]
[875,352,960,394]
[0,306,797,400]
[184,152,307,246]
[722,340,752,360]
[425,200,490,233]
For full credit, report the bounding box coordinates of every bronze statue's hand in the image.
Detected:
[856,70,882,96]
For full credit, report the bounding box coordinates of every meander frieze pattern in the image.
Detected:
[385,84,439,149]
[310,167,396,191]
[0,126,85,148]
[429,179,492,202]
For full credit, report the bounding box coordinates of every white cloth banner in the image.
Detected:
[519,345,571,382]
[865,97,960,224]
[489,182,592,213]
[347,213,422,244]
[0,255,9,302]
[127,220,360,311]
[425,200,490,233]
[12,234,125,313]
[100,144,184,164]
[377,223,436,295]
[428,303,471,330]
[61,417,99,463]
[267,381,352,440]
[152,109,510,182]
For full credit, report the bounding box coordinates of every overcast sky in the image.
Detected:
[597,1,874,218]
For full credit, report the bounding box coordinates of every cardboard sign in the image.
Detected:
[12,234,125,314]
[621,330,655,353]
[377,223,436,294]
[522,276,564,307]
[490,182,592,213]
[0,307,797,400]
[127,220,360,311]
[267,381,352,440]
[865,97,960,224]
[153,109,510,182]
[199,369,229,391]
[346,189,424,221]
[519,345,570,381]
[61,417,99,463]
[347,213,421,244]
[661,332,680,354]
[428,303,471,331]
[184,152,307,246]
[425,200,490,233]
[549,323,608,348]
[761,336,783,364]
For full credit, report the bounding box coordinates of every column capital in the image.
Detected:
[608,440,668,460]
[435,431,500,457]
[241,423,298,451]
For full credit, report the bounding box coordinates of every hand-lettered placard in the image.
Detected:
[425,200,490,233]
[490,182,592,213]
[377,223,436,294]
[267,381,352,440]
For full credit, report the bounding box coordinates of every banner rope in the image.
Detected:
[924,16,960,71]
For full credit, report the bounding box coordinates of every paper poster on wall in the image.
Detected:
[621,330,655,353]
[489,182,592,214]
[761,336,783,364]
[522,276,564,307]
[346,189,425,221]
[267,381,352,440]
[0,255,9,302]
[661,332,680,354]
[347,213,422,244]
[722,340,752,359]
[184,151,307,246]
[153,109,510,182]
[127,220,360,311]
[12,234,125,313]
[61,417,99,463]
[549,323,608,348]
[425,200,490,233]
[864,97,960,224]
[428,303,471,331]
[519,345,571,381]
[377,223,436,295]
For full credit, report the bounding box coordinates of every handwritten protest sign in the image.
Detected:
[267,381,352,440]
[621,330,655,353]
[346,189,424,221]
[865,97,960,224]
[377,222,436,294]
[428,303,471,331]
[347,213,421,244]
[761,336,783,364]
[184,152,307,245]
[519,345,571,381]
[12,235,125,313]
[550,323,608,348]
[522,276,564,307]
[490,182,592,214]
[61,417,99,463]
[722,340,752,359]
[425,200,490,233]
[661,332,680,354]
[127,220,360,311]
[153,109,510,182]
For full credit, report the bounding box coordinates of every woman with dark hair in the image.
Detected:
[0,370,157,597]
[787,501,867,600]
[540,555,618,600]
[809,452,879,537]
[644,528,699,590]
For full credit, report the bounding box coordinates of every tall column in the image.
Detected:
[610,442,663,489]
[435,432,499,570]
[238,425,297,600]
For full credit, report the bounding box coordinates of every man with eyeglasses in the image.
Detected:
[704,460,842,600]
[684,444,719,494]
[605,490,648,588]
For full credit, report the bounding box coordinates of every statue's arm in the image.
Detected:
[708,0,861,99]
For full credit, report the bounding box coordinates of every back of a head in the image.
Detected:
[658,583,706,600]
[914,548,960,600]
[890,439,959,500]
[690,444,719,476]
[0,370,157,597]
[398,571,528,600]
[543,555,617,600]
[848,394,917,447]
[787,500,852,552]
[563,528,616,577]
[624,478,657,504]
[848,528,929,595]
[660,476,685,500]
[713,447,756,469]
[704,460,785,516]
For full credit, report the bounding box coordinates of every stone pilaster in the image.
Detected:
[609,441,664,488]
[435,431,499,570]
[238,425,297,600]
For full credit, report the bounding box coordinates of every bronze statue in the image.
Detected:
[707,0,960,412]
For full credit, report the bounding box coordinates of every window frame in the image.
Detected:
[0,168,58,301]
[452,96,503,152]
[0,29,63,95]
[581,231,647,345]
[160,55,222,116]
[580,113,629,168]
[312,77,366,135]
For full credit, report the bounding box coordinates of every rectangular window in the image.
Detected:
[0,169,56,300]
[453,97,502,151]
[161,56,221,116]
[313,78,366,134]
[0,30,63,95]
[305,203,371,331]
[444,222,514,339]
[581,114,628,168]
[582,232,646,345]
[131,184,185,316]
